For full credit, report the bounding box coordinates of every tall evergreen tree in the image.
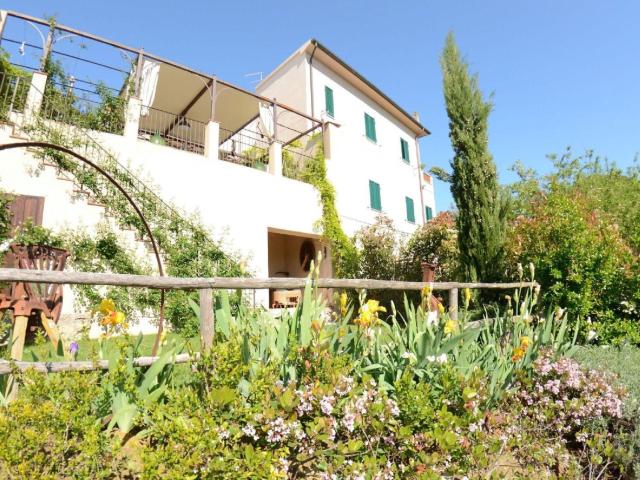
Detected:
[439,32,508,282]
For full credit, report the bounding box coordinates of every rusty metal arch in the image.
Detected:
[0,141,166,355]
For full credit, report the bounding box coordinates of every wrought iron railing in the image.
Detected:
[0,76,209,254]
[282,133,321,181]
[218,127,270,171]
[138,106,206,155]
[0,71,31,120]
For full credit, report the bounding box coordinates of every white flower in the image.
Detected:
[587,330,597,342]
[386,398,400,417]
[320,395,335,415]
[436,353,447,364]
[401,351,417,364]
[426,355,436,362]
[242,424,258,440]
[342,410,356,432]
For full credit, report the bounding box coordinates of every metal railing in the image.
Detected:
[0,71,31,120]
[218,126,270,171]
[38,85,126,136]
[0,77,210,254]
[138,106,206,155]
[282,132,321,181]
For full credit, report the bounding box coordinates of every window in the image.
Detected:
[364,113,377,142]
[324,86,334,118]
[369,180,382,211]
[425,206,433,221]
[405,197,415,223]
[400,138,410,163]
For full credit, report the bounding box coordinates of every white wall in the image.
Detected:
[92,130,324,305]
[258,52,437,239]
[0,121,324,334]
[313,58,435,236]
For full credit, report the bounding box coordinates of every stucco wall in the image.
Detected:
[258,52,437,239]
[0,121,325,331]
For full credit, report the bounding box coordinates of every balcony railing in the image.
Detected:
[0,71,31,120]
[282,133,320,181]
[39,82,126,136]
[138,105,206,155]
[218,127,270,171]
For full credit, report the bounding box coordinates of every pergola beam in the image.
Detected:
[162,77,213,137]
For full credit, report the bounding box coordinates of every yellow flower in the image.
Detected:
[354,299,386,328]
[519,335,531,349]
[421,285,432,299]
[339,292,348,316]
[98,298,116,315]
[443,319,458,335]
[437,303,445,315]
[512,346,525,362]
[463,288,472,304]
[311,319,322,332]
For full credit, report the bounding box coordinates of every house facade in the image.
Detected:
[257,40,436,238]
[0,11,435,333]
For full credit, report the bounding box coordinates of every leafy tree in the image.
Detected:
[440,33,508,282]
[398,211,459,282]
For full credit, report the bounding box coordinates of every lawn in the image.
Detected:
[23,332,199,361]
[573,344,640,411]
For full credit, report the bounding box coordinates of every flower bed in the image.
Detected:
[0,279,637,478]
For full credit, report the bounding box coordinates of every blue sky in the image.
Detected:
[3,1,639,211]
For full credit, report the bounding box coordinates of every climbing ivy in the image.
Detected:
[20,88,246,334]
[300,140,358,278]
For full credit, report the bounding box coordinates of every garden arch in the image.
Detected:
[0,141,167,354]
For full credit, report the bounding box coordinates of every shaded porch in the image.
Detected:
[267,229,332,308]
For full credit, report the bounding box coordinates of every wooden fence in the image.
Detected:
[0,268,537,374]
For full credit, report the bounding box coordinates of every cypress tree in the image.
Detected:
[440,32,508,282]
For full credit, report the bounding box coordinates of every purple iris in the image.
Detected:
[69,341,79,357]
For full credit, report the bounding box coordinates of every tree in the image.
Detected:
[440,32,508,282]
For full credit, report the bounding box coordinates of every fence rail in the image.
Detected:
[0,71,31,118]
[0,268,537,292]
[0,268,536,374]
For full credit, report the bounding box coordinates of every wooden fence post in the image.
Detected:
[199,288,214,353]
[448,288,458,321]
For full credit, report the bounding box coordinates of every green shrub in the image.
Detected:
[507,190,639,343]
[0,371,122,479]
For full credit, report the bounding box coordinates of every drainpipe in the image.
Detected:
[308,41,318,118]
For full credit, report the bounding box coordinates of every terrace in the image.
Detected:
[0,10,325,181]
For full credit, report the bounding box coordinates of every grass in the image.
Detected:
[23,332,200,362]
[573,344,640,410]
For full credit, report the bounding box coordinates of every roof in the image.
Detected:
[258,39,431,137]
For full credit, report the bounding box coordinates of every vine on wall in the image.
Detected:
[300,140,359,278]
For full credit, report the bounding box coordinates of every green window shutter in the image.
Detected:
[405,197,415,223]
[400,138,410,162]
[364,113,376,142]
[369,180,381,211]
[425,206,433,221]
[325,86,334,117]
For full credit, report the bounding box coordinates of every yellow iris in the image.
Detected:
[512,346,525,362]
[519,336,531,349]
[340,292,348,316]
[443,319,458,335]
[463,288,471,304]
[98,298,116,315]
[354,299,386,328]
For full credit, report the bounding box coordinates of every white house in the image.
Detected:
[257,39,436,238]
[0,12,435,334]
